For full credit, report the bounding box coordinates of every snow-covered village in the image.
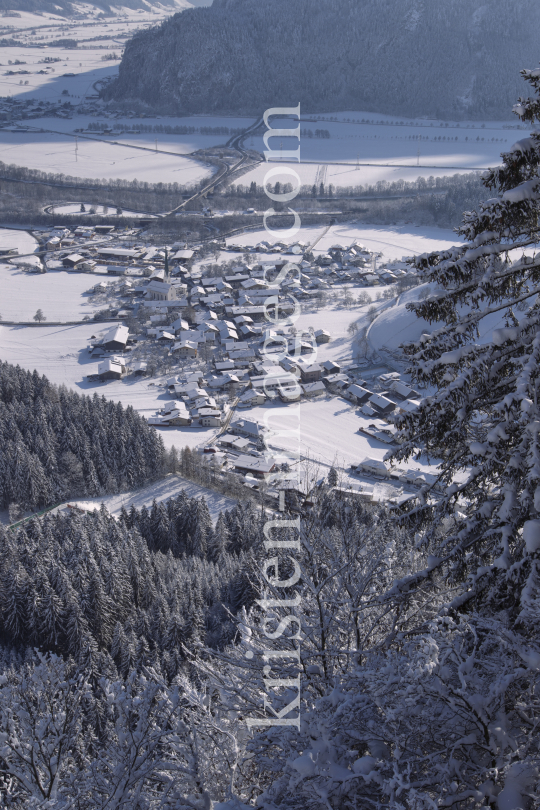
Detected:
[0,2,539,809]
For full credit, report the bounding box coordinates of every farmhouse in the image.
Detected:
[299,363,322,383]
[96,325,130,352]
[390,381,421,400]
[96,359,125,381]
[231,419,264,440]
[172,341,198,359]
[302,381,326,398]
[322,360,341,375]
[346,384,372,405]
[131,361,148,376]
[199,410,223,427]
[356,458,389,477]
[62,254,85,269]
[220,435,251,452]
[233,455,277,479]
[98,247,143,261]
[314,329,331,344]
[237,389,266,408]
[166,409,192,426]
[368,393,397,416]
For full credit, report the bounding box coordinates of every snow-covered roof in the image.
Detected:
[99,324,129,346]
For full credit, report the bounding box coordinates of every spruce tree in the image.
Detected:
[393,66,540,614]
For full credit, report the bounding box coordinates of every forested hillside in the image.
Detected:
[0,494,262,679]
[0,362,165,512]
[106,0,540,119]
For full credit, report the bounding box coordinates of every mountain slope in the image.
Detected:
[105,0,540,119]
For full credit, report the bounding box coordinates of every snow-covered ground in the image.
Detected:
[0,265,102,321]
[0,227,40,268]
[48,203,155,218]
[369,268,537,354]
[0,127,212,185]
[256,114,516,167]
[0,2,188,38]
[249,396,437,480]
[71,473,236,524]
[240,111,525,190]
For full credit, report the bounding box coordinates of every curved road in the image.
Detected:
[20,116,265,220]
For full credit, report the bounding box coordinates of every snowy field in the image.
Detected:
[0,265,102,321]
[249,396,437,480]
[241,111,525,190]
[72,473,236,524]
[48,203,156,218]
[0,127,213,185]
[0,226,40,268]
[0,46,119,105]
[73,114,257,154]
[0,2,195,106]
[0,2,188,39]
[239,161,481,192]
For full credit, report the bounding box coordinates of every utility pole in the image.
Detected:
[75,135,78,163]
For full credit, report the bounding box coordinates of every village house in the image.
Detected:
[62,254,85,269]
[230,419,264,440]
[302,381,326,398]
[322,360,341,375]
[237,389,266,408]
[95,325,130,352]
[199,410,223,427]
[166,409,192,426]
[96,358,126,381]
[298,362,322,383]
[346,384,372,405]
[356,458,389,477]
[314,329,331,344]
[390,380,421,401]
[368,393,397,417]
[172,341,198,359]
[233,455,277,479]
[220,435,251,452]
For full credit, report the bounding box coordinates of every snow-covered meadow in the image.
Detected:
[0,226,40,267]
[0,264,102,321]
[241,111,526,190]
[0,127,213,185]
